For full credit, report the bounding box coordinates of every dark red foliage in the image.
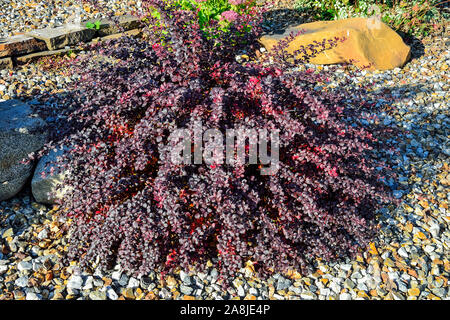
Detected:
[32,0,394,281]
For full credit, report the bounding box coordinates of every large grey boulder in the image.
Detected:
[31,148,68,204]
[0,99,47,201]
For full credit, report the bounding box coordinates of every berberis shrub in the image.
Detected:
[34,0,393,280]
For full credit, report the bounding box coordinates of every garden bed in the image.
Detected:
[0,0,449,300]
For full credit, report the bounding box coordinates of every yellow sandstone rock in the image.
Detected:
[259,17,411,70]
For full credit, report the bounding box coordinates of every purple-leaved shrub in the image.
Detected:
[32,0,395,281]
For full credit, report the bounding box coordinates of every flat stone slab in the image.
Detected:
[26,26,96,50]
[0,35,47,58]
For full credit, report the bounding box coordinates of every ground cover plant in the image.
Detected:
[31,0,395,282]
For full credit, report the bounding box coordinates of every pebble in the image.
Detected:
[17,261,32,272]
[89,290,107,300]
[127,277,140,289]
[67,275,83,290]
[180,270,192,285]
[26,292,41,300]
[300,292,316,300]
[180,284,193,296]
[106,287,118,300]
[14,275,29,288]
[339,292,351,300]
[397,247,408,258]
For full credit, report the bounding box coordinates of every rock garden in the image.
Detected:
[0,0,449,300]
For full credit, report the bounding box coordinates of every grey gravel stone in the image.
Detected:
[89,290,106,300]
[127,277,139,289]
[17,260,32,272]
[180,284,193,295]
[26,292,41,300]
[106,287,118,300]
[14,275,29,287]
[118,273,129,287]
[276,277,292,291]
[180,270,192,285]
[67,275,83,290]
[300,292,317,300]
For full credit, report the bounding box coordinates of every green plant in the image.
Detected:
[381,0,448,36]
[147,0,259,35]
[86,20,101,30]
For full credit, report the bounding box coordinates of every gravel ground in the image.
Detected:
[0,0,144,38]
[0,2,449,301]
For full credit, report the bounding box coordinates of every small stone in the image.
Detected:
[415,232,427,240]
[13,290,26,299]
[0,265,8,274]
[343,279,356,289]
[341,264,352,272]
[89,290,107,300]
[83,276,94,290]
[180,270,192,285]
[339,292,351,300]
[384,258,395,268]
[26,292,41,300]
[67,275,83,290]
[330,281,341,294]
[111,270,122,281]
[17,261,32,272]
[424,245,435,253]
[118,273,129,287]
[180,284,193,296]
[166,276,177,287]
[249,287,259,296]
[397,247,408,258]
[0,57,13,70]
[14,275,29,287]
[127,277,140,289]
[236,285,245,297]
[300,292,317,300]
[407,288,420,297]
[2,228,13,238]
[106,287,118,300]
[140,277,152,290]
[276,277,292,291]
[391,291,405,300]
[121,288,135,299]
[37,229,48,240]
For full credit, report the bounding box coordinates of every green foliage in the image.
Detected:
[85,20,101,30]
[295,0,448,36]
[152,0,258,34]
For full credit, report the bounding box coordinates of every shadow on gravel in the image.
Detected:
[261,8,316,35]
